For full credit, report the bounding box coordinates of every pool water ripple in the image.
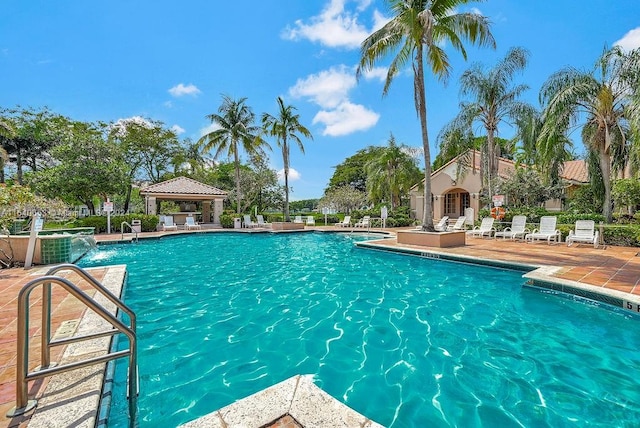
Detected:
[78,233,640,427]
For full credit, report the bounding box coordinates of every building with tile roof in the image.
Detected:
[410,150,588,223]
[139,177,227,226]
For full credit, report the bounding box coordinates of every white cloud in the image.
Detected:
[168,83,201,97]
[362,66,388,82]
[199,123,219,138]
[282,0,372,49]
[313,101,379,136]
[278,167,301,182]
[289,65,356,108]
[615,27,640,51]
[171,124,185,135]
[163,101,173,108]
[110,116,153,137]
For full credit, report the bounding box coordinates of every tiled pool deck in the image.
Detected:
[1,226,640,427]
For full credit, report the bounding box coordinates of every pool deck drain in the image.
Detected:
[3,226,640,427]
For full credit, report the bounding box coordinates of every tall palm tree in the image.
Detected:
[513,108,573,186]
[198,95,268,213]
[439,47,532,198]
[357,0,495,231]
[365,134,422,208]
[261,97,313,222]
[541,46,639,222]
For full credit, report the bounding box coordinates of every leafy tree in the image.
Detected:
[567,183,604,214]
[439,47,532,196]
[357,0,495,231]
[29,121,128,214]
[109,117,181,212]
[289,199,319,212]
[319,185,367,214]
[541,46,639,222]
[497,167,564,208]
[261,97,313,221]
[1,107,68,184]
[198,95,269,213]
[365,134,421,208]
[327,146,385,193]
[612,179,640,215]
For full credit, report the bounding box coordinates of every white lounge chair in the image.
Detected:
[567,220,599,248]
[184,216,201,230]
[162,216,178,231]
[335,216,351,227]
[306,216,315,226]
[494,215,529,240]
[433,216,450,232]
[243,215,259,228]
[354,215,370,228]
[293,215,304,224]
[446,216,466,231]
[525,216,560,244]
[256,215,270,227]
[467,217,495,238]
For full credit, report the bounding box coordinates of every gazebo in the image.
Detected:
[139,177,227,226]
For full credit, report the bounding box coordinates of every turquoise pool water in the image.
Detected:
[78,232,640,427]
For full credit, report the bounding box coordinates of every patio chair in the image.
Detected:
[525,216,561,244]
[467,217,495,238]
[335,216,351,227]
[184,216,201,230]
[243,215,259,228]
[293,215,304,223]
[494,215,529,240]
[566,220,599,248]
[354,216,370,228]
[446,216,466,231]
[306,216,315,226]
[162,216,179,231]
[256,214,270,227]
[433,216,450,232]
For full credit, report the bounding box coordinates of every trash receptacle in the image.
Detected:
[131,219,142,233]
[234,217,242,229]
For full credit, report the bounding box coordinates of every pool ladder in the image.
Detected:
[6,264,138,425]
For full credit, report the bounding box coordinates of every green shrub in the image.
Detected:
[556,213,606,225]
[602,225,640,247]
[219,213,235,228]
[72,214,159,233]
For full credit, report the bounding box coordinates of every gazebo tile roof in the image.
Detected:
[139,177,227,196]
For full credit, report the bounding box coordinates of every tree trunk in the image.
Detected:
[599,147,613,223]
[16,149,23,184]
[124,183,133,213]
[234,145,241,214]
[283,142,290,222]
[416,49,434,231]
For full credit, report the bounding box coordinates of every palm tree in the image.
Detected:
[365,134,422,208]
[513,108,573,186]
[261,97,313,222]
[541,46,639,222]
[357,0,495,231]
[198,95,268,213]
[439,47,532,198]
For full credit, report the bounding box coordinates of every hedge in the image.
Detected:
[70,214,159,233]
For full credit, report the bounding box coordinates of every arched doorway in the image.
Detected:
[442,188,471,218]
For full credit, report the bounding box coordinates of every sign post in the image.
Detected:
[104,198,114,234]
[381,206,388,229]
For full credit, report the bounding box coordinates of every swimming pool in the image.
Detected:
[78,232,640,427]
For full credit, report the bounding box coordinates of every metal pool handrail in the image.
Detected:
[7,267,138,425]
[121,221,138,241]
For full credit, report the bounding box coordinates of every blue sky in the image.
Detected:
[2,0,639,200]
